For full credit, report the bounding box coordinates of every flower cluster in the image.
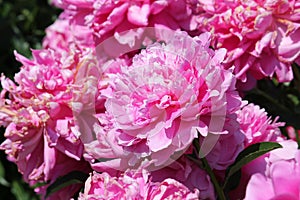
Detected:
[78,169,199,200]
[197,0,300,89]
[1,0,300,199]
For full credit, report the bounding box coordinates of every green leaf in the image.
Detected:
[11,180,32,200]
[223,142,282,191]
[0,161,9,187]
[46,171,89,198]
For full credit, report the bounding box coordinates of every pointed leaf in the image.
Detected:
[46,171,89,198]
[223,142,282,191]
[0,161,9,187]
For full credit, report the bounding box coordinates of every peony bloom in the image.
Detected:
[6,49,77,107]
[43,9,95,52]
[43,13,76,54]
[0,49,91,161]
[0,106,90,199]
[50,0,199,58]
[78,170,150,199]
[78,169,199,200]
[244,140,300,200]
[83,31,241,171]
[91,0,198,43]
[201,117,245,170]
[0,49,101,198]
[146,178,199,200]
[151,156,215,199]
[237,102,285,147]
[198,0,300,89]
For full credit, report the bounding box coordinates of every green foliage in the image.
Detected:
[11,180,40,200]
[223,142,282,193]
[0,159,9,187]
[0,0,60,78]
[46,171,88,198]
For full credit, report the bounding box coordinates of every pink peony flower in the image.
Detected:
[48,0,95,49]
[0,49,87,161]
[151,156,215,199]
[201,116,245,170]
[198,0,300,88]
[0,106,90,199]
[146,178,199,200]
[7,49,77,107]
[237,102,285,147]
[82,31,241,171]
[91,0,198,42]
[244,140,300,200]
[50,0,199,58]
[78,169,199,200]
[0,47,104,160]
[78,170,150,199]
[0,48,101,198]
[43,13,76,54]
[43,10,95,51]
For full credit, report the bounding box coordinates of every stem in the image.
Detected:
[191,138,227,200]
[201,156,227,200]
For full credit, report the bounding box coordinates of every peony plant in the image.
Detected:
[0,0,300,199]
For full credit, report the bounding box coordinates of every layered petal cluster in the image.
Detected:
[91,0,198,43]
[78,169,199,200]
[47,0,95,49]
[4,49,79,107]
[146,178,199,200]
[151,156,215,199]
[43,13,75,54]
[0,49,88,160]
[42,10,94,56]
[198,0,300,88]
[50,0,199,57]
[0,105,90,199]
[0,49,100,198]
[78,170,149,199]
[237,102,285,146]
[244,140,300,200]
[201,117,244,170]
[83,31,242,171]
